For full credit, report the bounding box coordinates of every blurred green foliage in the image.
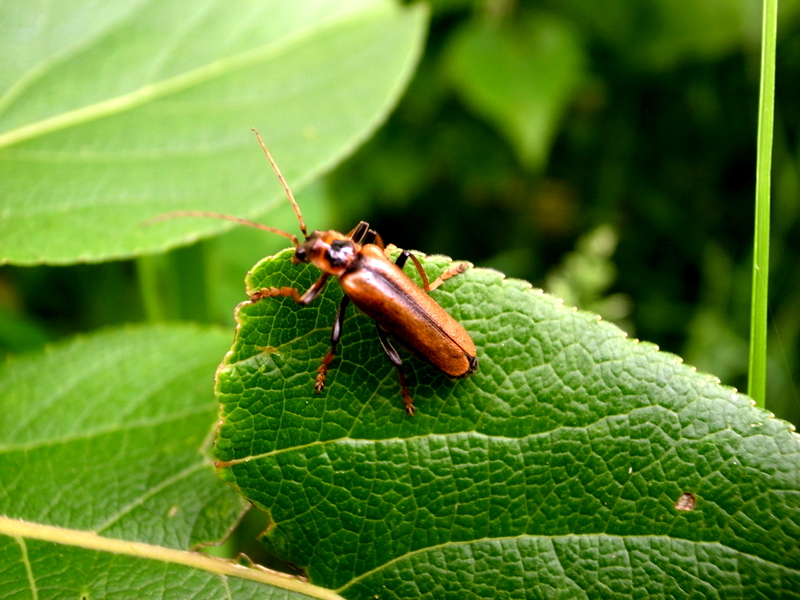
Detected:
[2,0,799,433]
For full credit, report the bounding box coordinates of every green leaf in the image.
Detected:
[216,250,800,597]
[0,0,427,265]
[0,325,341,599]
[445,13,586,170]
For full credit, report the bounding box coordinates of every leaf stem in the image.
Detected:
[136,255,170,323]
[748,0,778,407]
[136,245,212,323]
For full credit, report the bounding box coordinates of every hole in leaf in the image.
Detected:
[675,492,696,511]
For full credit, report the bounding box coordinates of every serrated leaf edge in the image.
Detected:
[337,532,800,594]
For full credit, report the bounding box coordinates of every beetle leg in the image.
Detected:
[426,263,468,291]
[315,295,350,393]
[347,221,371,244]
[349,222,386,250]
[360,228,385,249]
[394,251,431,291]
[249,274,330,306]
[375,326,415,416]
[396,251,468,292]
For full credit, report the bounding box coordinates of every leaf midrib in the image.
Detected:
[0,1,388,150]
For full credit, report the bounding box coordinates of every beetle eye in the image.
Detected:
[294,247,307,261]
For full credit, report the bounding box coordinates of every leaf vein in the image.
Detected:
[15,535,39,600]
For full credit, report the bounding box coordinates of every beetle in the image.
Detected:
[158,130,477,415]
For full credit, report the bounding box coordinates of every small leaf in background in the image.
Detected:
[0,324,344,599]
[445,12,586,170]
[545,224,633,330]
[0,304,50,354]
[642,0,754,67]
[551,0,758,70]
[215,251,800,597]
[0,0,428,265]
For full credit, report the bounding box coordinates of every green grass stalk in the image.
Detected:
[748,0,778,407]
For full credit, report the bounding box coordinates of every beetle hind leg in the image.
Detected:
[375,326,415,416]
[427,262,469,291]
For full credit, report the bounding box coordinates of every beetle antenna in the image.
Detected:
[252,128,308,239]
[144,211,299,246]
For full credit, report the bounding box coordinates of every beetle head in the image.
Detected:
[294,230,358,276]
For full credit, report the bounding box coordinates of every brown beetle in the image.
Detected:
[157,130,477,415]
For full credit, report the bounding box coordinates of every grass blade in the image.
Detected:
[748,0,778,407]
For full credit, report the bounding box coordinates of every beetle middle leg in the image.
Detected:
[375,326,415,416]
[394,251,468,292]
[315,295,350,393]
[249,273,345,394]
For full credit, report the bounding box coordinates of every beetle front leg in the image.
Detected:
[315,295,350,393]
[249,274,330,305]
[375,326,415,416]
